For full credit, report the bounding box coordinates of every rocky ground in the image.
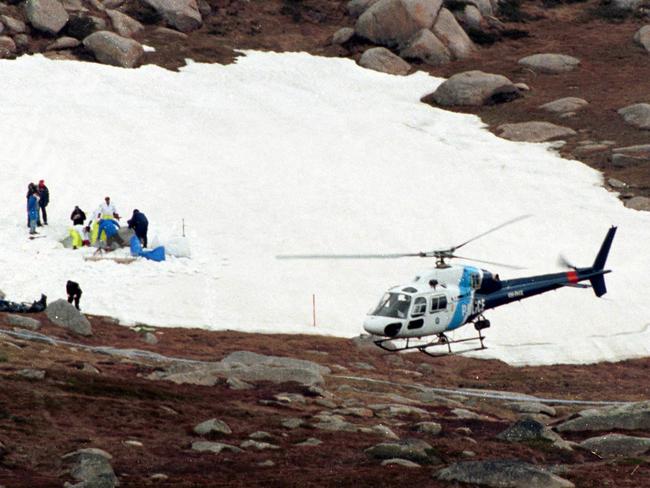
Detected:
[1,307,650,487]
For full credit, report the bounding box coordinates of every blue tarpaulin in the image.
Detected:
[130,235,165,262]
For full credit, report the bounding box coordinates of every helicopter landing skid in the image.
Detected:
[418,333,487,358]
[374,333,486,358]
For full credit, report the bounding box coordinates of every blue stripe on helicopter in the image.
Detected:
[447,266,477,330]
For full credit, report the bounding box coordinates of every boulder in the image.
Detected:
[83,31,145,68]
[358,46,411,75]
[580,433,650,458]
[61,448,118,487]
[436,460,574,487]
[625,196,650,211]
[5,314,41,330]
[348,0,381,17]
[194,418,232,436]
[462,5,483,31]
[0,36,16,58]
[400,29,451,66]
[426,70,519,106]
[634,25,650,53]
[332,27,355,45]
[106,9,144,38]
[539,97,588,114]
[46,299,92,336]
[222,351,330,375]
[497,121,576,142]
[432,8,474,59]
[618,103,650,130]
[518,53,580,74]
[24,0,68,34]
[0,15,28,34]
[46,36,80,50]
[140,0,202,33]
[556,401,650,432]
[356,0,443,47]
[366,438,441,464]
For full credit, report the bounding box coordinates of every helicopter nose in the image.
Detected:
[363,316,403,337]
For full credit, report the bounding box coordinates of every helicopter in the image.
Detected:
[277,216,617,357]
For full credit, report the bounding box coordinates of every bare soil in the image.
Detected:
[1,313,650,487]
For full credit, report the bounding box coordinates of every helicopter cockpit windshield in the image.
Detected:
[370,292,412,319]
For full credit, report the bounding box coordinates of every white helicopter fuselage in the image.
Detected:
[363,265,485,339]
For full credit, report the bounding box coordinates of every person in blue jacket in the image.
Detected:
[27,190,39,235]
[127,209,149,248]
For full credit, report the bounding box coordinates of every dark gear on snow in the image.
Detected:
[0,294,47,313]
[66,281,82,310]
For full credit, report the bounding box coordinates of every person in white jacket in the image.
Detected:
[98,196,120,220]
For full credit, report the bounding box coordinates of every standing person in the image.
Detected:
[37,180,49,225]
[26,183,36,227]
[66,280,82,310]
[27,191,39,235]
[99,196,120,220]
[127,209,149,248]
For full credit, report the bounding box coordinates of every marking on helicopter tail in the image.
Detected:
[447,266,478,330]
[567,270,578,283]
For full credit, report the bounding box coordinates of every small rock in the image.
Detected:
[607,178,627,189]
[83,30,144,69]
[191,441,242,454]
[381,458,421,468]
[17,368,46,380]
[123,440,143,447]
[518,53,580,74]
[6,314,41,330]
[24,0,69,35]
[497,121,576,142]
[258,460,275,467]
[618,103,650,130]
[426,70,520,107]
[46,299,92,336]
[281,417,307,429]
[150,473,169,482]
[143,332,158,345]
[249,431,274,441]
[0,36,16,58]
[366,438,441,465]
[506,402,556,417]
[240,440,280,450]
[625,196,650,211]
[539,97,588,114]
[332,27,354,45]
[634,25,650,53]
[295,437,323,446]
[46,36,80,50]
[413,421,442,435]
[400,28,451,66]
[351,361,375,371]
[436,460,574,487]
[358,47,411,76]
[193,418,232,436]
[0,15,27,34]
[226,377,254,390]
[579,433,650,458]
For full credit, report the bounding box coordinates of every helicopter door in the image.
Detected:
[407,296,427,330]
[429,294,450,330]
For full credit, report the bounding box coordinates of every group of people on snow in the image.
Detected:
[26,180,49,235]
[25,183,149,250]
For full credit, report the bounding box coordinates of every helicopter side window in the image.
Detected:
[411,297,427,317]
[371,292,412,319]
[470,273,481,289]
[430,295,448,313]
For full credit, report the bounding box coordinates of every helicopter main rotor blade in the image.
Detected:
[276,252,424,260]
[452,214,532,252]
[451,254,526,270]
